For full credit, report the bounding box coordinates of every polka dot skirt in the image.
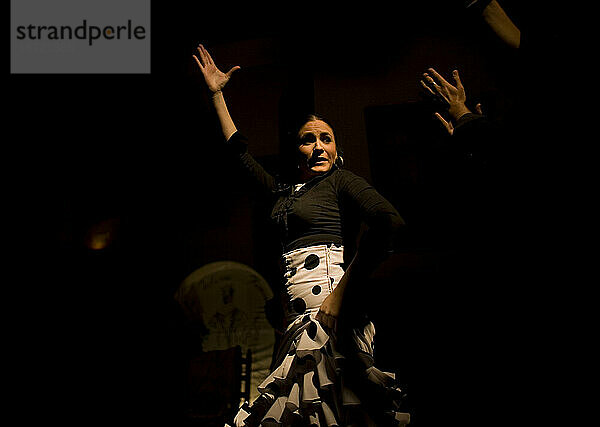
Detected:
[230,244,410,426]
[281,244,345,328]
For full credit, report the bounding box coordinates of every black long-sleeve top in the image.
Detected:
[225,131,405,278]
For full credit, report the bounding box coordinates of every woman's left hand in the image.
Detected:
[316,258,359,332]
[316,269,352,332]
[316,290,343,332]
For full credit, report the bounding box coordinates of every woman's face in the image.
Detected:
[297,120,337,180]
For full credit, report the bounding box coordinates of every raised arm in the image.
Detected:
[478,1,521,49]
[420,68,476,135]
[193,44,240,140]
[420,67,498,164]
[193,44,277,194]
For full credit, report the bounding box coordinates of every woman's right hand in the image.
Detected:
[193,44,240,94]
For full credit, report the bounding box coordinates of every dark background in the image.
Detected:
[8,1,573,426]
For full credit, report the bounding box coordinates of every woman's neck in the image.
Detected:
[296,166,335,184]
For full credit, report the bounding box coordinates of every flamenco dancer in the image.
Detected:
[193,44,410,427]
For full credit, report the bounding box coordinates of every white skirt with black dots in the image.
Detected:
[230,244,409,427]
[281,244,345,329]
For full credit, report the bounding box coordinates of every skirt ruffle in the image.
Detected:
[230,314,409,427]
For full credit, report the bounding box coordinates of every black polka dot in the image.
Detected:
[330,277,334,285]
[308,321,318,339]
[312,285,321,295]
[292,298,306,314]
[304,254,320,270]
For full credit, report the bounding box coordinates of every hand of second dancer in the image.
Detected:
[420,68,478,135]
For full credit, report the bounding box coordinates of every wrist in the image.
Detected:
[449,104,471,122]
[211,90,225,108]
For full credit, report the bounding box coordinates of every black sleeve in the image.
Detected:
[338,170,406,279]
[451,112,501,168]
[225,131,277,194]
[431,112,503,246]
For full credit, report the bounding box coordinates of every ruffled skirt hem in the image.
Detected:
[229,314,409,427]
